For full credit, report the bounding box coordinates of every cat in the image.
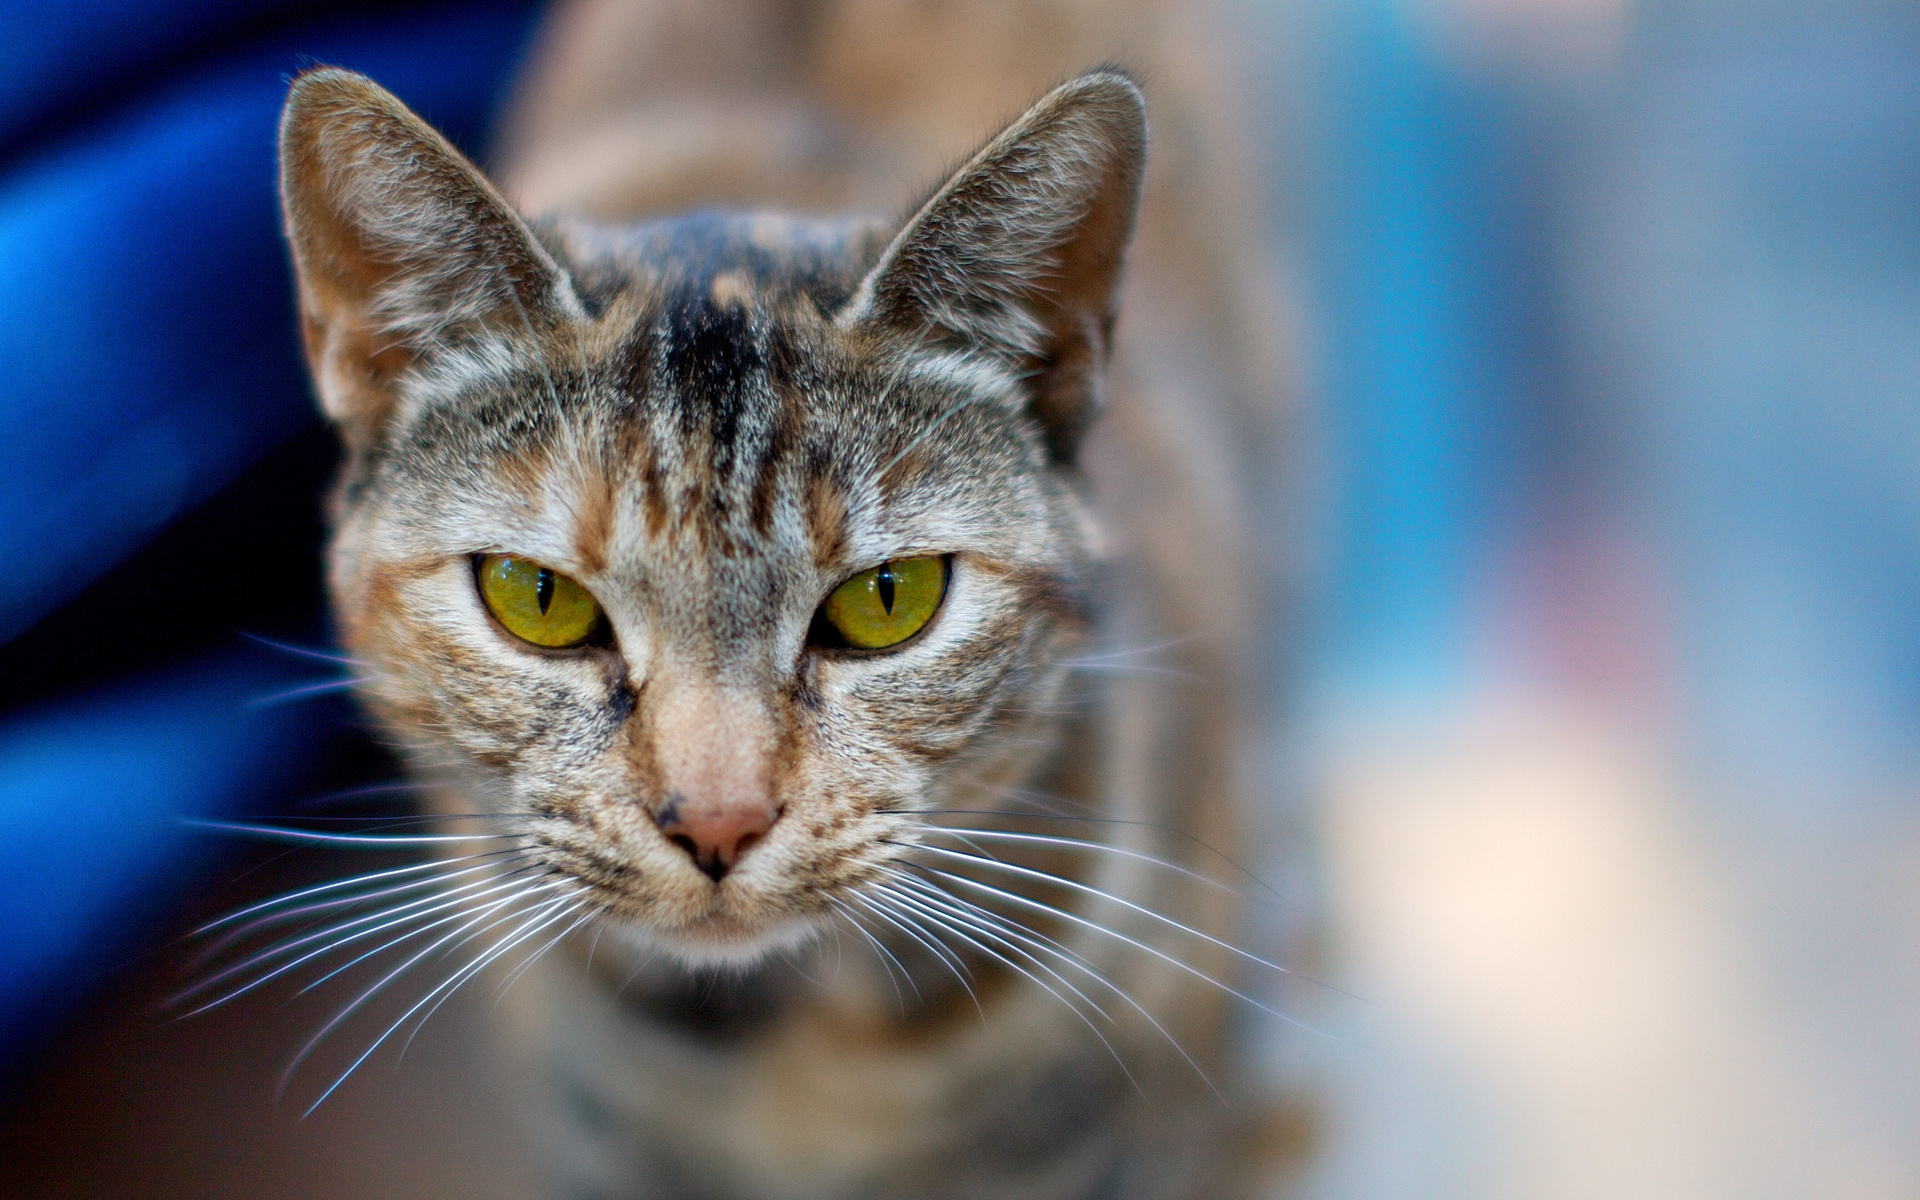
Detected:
[252,1,1294,1196]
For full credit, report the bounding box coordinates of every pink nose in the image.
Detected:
[652,793,779,881]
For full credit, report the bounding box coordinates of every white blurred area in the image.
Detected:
[1304,701,1919,1197]
[1230,0,1920,1195]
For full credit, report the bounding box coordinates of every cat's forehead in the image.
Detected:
[375,212,1046,568]
[533,211,904,430]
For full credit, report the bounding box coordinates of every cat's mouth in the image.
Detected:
[621,906,823,967]
[562,853,829,967]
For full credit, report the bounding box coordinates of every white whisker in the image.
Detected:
[190,851,515,937]
[843,890,980,1018]
[292,780,444,808]
[297,890,586,1115]
[1059,633,1209,665]
[902,842,1294,980]
[189,853,530,965]
[865,879,1142,1092]
[280,883,573,1106]
[185,820,523,847]
[918,827,1237,895]
[828,897,912,1013]
[491,906,596,1007]
[924,802,1319,924]
[247,678,364,708]
[908,862,1327,1038]
[239,634,365,667]
[870,880,1097,1027]
[173,865,546,1016]
[287,869,555,997]
[887,871,1218,1095]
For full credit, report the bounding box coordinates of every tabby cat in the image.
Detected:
[258,1,1289,1196]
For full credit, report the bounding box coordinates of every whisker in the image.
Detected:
[239,633,364,667]
[502,268,568,416]
[900,842,1295,981]
[290,780,444,810]
[917,805,1314,919]
[184,820,523,847]
[886,870,1110,1004]
[286,869,553,998]
[460,892,595,1012]
[189,851,517,938]
[181,869,519,1003]
[393,900,598,1062]
[781,944,829,992]
[297,891,586,1115]
[614,942,662,998]
[842,891,977,1017]
[917,827,1237,896]
[886,871,1217,1096]
[862,320,937,472]
[854,889,982,1010]
[827,897,912,1014]
[490,905,597,1007]
[248,812,524,825]
[584,921,606,975]
[247,678,363,709]
[908,862,1328,1038]
[869,880,1096,1029]
[866,879,1142,1093]
[173,864,546,1015]
[1059,633,1210,665]
[189,853,530,963]
[1058,662,1195,681]
[280,883,572,1106]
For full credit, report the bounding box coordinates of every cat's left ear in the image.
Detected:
[279,68,581,448]
[842,72,1146,462]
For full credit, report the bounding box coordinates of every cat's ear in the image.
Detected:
[842,72,1146,461]
[279,68,580,445]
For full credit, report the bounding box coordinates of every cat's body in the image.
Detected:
[274,2,1288,1197]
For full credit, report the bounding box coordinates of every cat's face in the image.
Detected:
[281,69,1143,965]
[327,246,1092,962]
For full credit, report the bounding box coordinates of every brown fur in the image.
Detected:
[274,1,1291,1196]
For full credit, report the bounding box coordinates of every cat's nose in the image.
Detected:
[651,793,780,882]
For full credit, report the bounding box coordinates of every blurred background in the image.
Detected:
[0,0,1915,1196]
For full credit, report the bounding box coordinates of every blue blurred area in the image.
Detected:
[1253,0,1920,1191]
[1593,15,1920,802]
[0,0,541,1088]
[1269,0,1920,776]
[0,657,338,1084]
[1252,0,1581,706]
[0,0,541,647]
[1292,3,1494,697]
[1,1,385,157]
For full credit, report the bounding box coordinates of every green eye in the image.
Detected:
[477,555,604,648]
[817,556,948,650]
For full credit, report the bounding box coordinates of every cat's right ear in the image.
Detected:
[840,72,1146,463]
[279,68,581,447]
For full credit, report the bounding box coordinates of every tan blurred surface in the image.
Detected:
[1302,696,1920,1199]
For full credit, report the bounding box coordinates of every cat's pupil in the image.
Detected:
[876,562,895,615]
[536,567,555,615]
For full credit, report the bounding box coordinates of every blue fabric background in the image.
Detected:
[0,0,541,1089]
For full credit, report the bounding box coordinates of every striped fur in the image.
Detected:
[279,2,1288,1196]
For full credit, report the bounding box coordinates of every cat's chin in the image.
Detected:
[607,910,824,969]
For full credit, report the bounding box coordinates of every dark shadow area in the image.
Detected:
[0,420,340,718]
[0,833,538,1200]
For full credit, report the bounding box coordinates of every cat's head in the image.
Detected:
[279,67,1144,965]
